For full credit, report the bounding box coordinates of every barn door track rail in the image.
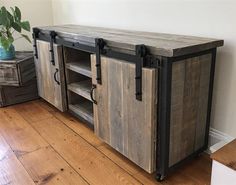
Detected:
[32,27,160,101]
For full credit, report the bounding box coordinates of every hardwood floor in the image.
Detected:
[0,100,212,185]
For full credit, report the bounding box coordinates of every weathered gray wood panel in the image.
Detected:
[0,78,38,107]
[35,40,67,112]
[0,52,35,86]
[39,25,223,57]
[91,55,157,173]
[169,54,212,166]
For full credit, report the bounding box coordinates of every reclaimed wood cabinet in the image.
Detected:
[35,40,66,112]
[33,25,223,180]
[91,55,157,172]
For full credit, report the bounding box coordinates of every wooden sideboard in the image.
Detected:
[32,25,223,181]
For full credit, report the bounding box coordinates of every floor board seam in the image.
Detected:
[0,129,37,185]
[50,109,146,185]
[35,101,144,184]
[14,106,91,185]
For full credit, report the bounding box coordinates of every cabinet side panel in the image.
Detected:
[169,54,212,166]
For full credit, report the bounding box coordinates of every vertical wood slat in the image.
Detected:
[91,55,157,173]
[169,54,212,166]
[35,40,67,112]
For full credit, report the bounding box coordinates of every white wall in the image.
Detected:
[52,0,236,138]
[0,0,53,51]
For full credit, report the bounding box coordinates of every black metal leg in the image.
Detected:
[156,57,172,180]
[204,48,217,149]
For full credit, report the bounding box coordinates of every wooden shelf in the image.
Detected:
[66,61,91,78]
[67,80,91,101]
[69,101,93,125]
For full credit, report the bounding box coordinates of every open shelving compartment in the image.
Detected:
[63,46,94,127]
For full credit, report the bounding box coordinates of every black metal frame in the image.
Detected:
[32,28,40,59]
[33,27,218,181]
[156,48,217,180]
[49,31,57,65]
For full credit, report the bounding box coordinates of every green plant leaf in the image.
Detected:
[10,7,17,22]
[20,21,30,31]
[21,34,31,43]
[0,7,10,27]
[7,11,14,26]
[12,22,21,32]
[15,6,21,21]
[0,6,31,47]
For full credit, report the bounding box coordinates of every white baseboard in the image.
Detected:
[207,127,235,154]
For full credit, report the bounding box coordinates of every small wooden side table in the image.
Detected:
[211,139,236,185]
[0,51,39,107]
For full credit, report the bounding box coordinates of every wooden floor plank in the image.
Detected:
[53,111,103,148]
[27,100,104,148]
[8,100,212,185]
[13,103,141,185]
[35,99,58,113]
[0,107,49,157]
[97,143,142,175]
[0,134,35,185]
[13,101,53,123]
[19,146,88,185]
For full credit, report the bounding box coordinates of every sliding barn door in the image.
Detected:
[91,55,157,173]
[35,40,67,111]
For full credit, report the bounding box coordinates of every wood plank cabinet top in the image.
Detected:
[38,25,223,57]
[211,139,236,171]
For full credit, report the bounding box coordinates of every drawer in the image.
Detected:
[0,52,35,86]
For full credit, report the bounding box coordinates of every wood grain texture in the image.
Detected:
[97,143,142,175]
[39,25,223,57]
[63,46,93,124]
[67,80,92,101]
[0,107,49,157]
[13,101,53,123]
[0,134,35,185]
[22,116,141,185]
[64,47,92,78]
[169,53,212,166]
[0,51,35,86]
[68,102,93,124]
[52,110,103,147]
[0,78,39,107]
[211,139,236,171]
[35,40,67,112]
[0,100,213,185]
[91,55,157,173]
[19,146,88,185]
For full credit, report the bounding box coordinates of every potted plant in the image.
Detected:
[0,6,31,60]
